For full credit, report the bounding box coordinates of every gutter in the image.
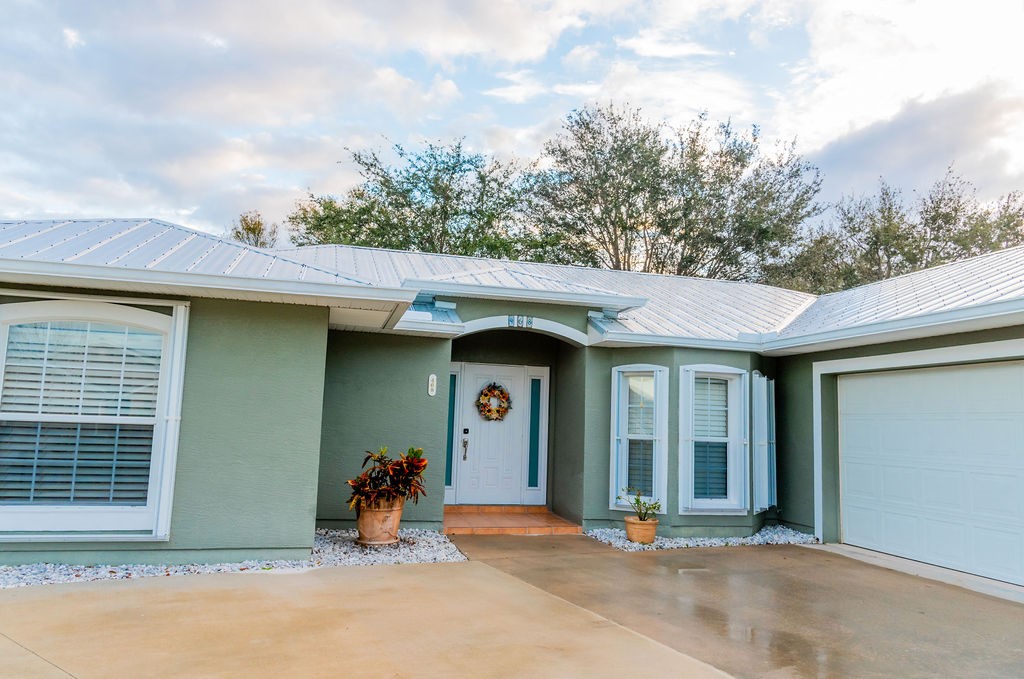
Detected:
[0,259,419,307]
[402,278,647,312]
[761,297,1024,355]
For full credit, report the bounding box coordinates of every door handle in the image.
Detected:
[462,438,469,460]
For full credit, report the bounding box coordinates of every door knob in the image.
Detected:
[462,438,469,460]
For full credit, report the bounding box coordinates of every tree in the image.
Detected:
[666,116,822,280]
[228,210,279,248]
[288,140,530,258]
[528,104,823,279]
[766,168,1024,293]
[527,104,678,270]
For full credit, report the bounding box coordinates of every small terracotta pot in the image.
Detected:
[624,515,659,544]
[356,498,405,545]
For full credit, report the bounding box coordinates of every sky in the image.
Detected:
[2,0,1023,237]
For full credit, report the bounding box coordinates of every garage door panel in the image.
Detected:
[920,469,962,510]
[971,528,1022,581]
[922,519,968,564]
[842,461,880,500]
[840,416,877,452]
[971,473,1020,517]
[841,504,881,545]
[881,466,920,505]
[881,511,921,552]
[839,362,1024,586]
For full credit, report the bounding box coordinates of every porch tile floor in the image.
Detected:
[443,506,582,535]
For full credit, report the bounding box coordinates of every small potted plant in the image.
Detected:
[346,446,428,545]
[617,487,661,544]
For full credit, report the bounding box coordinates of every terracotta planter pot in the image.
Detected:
[624,515,658,544]
[356,498,405,545]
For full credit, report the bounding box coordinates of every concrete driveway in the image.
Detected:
[0,560,722,679]
[452,535,1024,678]
[2,539,1023,678]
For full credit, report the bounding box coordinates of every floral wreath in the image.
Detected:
[476,382,511,421]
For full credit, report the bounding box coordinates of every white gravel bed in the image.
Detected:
[586,524,818,552]
[0,528,466,589]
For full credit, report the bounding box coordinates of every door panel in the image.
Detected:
[456,364,527,505]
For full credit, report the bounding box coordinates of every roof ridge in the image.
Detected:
[277,242,817,298]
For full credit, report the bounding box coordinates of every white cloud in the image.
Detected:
[61,27,83,49]
[484,71,547,104]
[367,69,461,118]
[770,1,1024,153]
[562,44,601,70]
[200,33,228,50]
[583,61,756,125]
[616,31,719,58]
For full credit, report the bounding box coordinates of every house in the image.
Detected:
[0,218,1021,587]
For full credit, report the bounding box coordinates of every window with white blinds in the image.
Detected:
[680,366,748,513]
[611,365,667,510]
[693,377,729,499]
[0,320,163,506]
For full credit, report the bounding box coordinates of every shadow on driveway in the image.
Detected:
[452,535,1024,679]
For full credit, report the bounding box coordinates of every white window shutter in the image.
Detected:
[752,372,770,513]
[767,378,777,509]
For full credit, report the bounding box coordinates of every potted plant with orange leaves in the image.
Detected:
[346,446,428,545]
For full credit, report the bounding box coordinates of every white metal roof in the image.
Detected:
[0,219,416,308]
[280,244,816,343]
[0,219,371,284]
[7,218,1024,351]
[774,244,1024,341]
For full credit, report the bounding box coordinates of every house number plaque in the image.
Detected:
[507,315,534,328]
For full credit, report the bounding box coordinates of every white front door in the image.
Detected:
[454,363,537,505]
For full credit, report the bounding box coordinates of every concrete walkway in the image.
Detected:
[0,560,726,679]
[452,535,1024,679]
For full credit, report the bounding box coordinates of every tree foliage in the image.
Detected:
[527,104,823,279]
[261,103,1023,294]
[526,105,677,270]
[288,140,529,258]
[765,169,1024,293]
[229,210,279,248]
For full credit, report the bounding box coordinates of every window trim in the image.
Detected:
[0,299,189,541]
[609,364,668,513]
[679,364,748,514]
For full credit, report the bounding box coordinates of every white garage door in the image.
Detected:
[839,361,1024,586]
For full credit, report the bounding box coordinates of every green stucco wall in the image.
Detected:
[442,297,590,334]
[1,297,330,565]
[552,343,587,523]
[317,331,451,529]
[776,325,1024,541]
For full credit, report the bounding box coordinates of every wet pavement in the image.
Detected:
[452,534,1024,679]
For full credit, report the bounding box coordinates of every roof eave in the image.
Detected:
[590,327,764,352]
[763,298,1024,356]
[402,279,646,312]
[0,259,418,307]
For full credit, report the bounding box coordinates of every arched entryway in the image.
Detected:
[442,328,584,534]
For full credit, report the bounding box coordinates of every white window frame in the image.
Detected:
[0,299,189,541]
[679,364,748,514]
[609,364,668,513]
